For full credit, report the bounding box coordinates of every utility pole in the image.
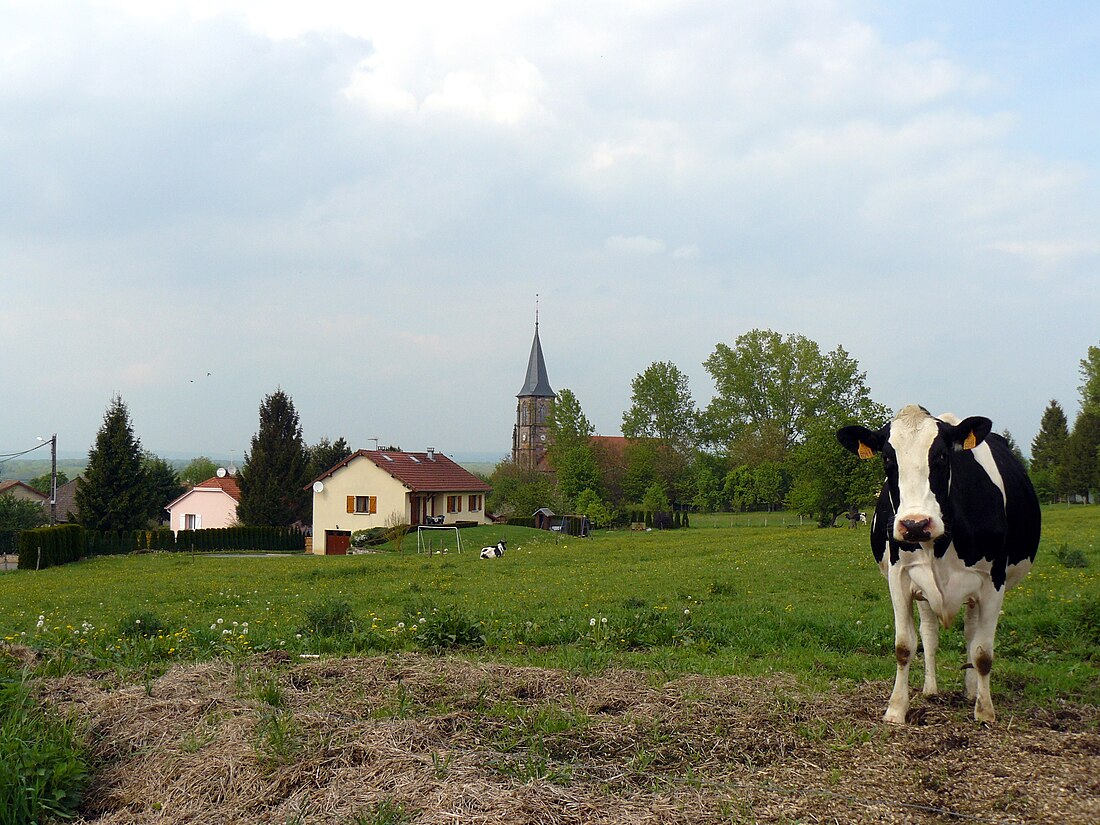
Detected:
[49,434,57,526]
[36,434,58,525]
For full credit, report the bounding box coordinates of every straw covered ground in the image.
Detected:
[34,652,1100,825]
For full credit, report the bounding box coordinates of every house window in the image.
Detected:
[468,495,482,512]
[347,496,377,514]
[184,513,200,530]
[446,495,462,513]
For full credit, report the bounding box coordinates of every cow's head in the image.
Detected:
[837,405,992,544]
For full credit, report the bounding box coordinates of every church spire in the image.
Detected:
[517,298,554,398]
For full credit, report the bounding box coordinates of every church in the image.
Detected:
[511,318,555,471]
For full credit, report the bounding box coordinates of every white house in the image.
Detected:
[308,449,492,555]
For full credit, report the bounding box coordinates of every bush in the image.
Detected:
[117,610,166,640]
[352,528,389,548]
[0,663,89,824]
[411,606,486,650]
[302,598,356,636]
[1053,543,1089,569]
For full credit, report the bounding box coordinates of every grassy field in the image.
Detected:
[4,506,1099,824]
[2,505,1097,705]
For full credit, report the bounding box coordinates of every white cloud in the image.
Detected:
[2,1,1098,455]
[605,235,667,255]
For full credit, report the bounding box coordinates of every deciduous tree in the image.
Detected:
[790,419,885,526]
[180,456,217,488]
[703,329,878,459]
[0,493,47,530]
[237,389,311,527]
[28,470,69,497]
[622,361,698,449]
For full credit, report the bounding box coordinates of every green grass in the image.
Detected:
[1,510,1098,705]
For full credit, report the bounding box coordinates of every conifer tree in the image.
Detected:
[237,389,310,527]
[1031,400,1069,472]
[76,396,150,531]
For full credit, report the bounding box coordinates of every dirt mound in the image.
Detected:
[37,654,1100,824]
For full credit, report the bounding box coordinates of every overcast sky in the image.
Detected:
[2,0,1098,463]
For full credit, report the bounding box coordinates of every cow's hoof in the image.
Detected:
[974,702,995,725]
[883,708,907,725]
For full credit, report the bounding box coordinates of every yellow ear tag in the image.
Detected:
[962,432,977,450]
[857,442,875,460]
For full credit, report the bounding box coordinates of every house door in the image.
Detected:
[325,530,351,555]
[412,496,421,526]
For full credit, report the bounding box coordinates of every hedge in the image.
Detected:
[174,526,305,553]
[14,525,305,570]
[17,525,85,571]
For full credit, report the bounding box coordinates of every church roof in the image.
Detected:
[517,323,555,398]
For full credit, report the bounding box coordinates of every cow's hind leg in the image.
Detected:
[916,600,939,697]
[964,582,1006,723]
[886,567,917,724]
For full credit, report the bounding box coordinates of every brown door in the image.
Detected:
[325,530,351,555]
[412,495,421,526]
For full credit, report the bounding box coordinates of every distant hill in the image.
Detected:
[0,458,88,483]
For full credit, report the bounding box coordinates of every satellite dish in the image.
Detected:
[227,464,238,476]
[216,467,227,478]
[313,481,324,493]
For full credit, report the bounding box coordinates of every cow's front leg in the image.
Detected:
[966,583,1006,724]
[916,600,940,696]
[886,566,917,724]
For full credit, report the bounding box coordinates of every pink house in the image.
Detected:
[166,473,241,533]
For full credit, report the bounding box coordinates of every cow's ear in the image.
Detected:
[951,416,993,451]
[837,425,884,459]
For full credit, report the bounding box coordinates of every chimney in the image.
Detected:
[426,447,435,461]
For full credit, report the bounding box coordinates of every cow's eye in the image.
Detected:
[931,450,948,466]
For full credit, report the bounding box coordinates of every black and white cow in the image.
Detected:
[837,405,1040,724]
[480,540,507,559]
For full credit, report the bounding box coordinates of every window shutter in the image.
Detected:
[369,496,377,514]
[346,496,354,513]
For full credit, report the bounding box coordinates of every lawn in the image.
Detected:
[3,505,1097,705]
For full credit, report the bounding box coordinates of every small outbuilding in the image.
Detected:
[532,508,556,531]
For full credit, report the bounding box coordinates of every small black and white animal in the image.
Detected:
[837,405,1040,724]
[480,540,507,559]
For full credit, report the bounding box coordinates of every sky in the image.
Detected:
[2,0,1098,463]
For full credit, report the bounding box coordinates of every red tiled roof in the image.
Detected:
[194,474,242,501]
[311,451,490,493]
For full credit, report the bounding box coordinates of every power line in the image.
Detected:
[0,441,52,463]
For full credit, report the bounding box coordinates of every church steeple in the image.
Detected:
[512,303,556,471]
[517,316,555,398]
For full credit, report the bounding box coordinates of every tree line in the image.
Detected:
[1029,345,1100,503]
[0,390,354,534]
[489,329,1100,525]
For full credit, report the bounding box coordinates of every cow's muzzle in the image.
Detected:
[899,517,933,543]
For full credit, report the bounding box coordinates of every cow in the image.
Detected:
[837,405,1040,724]
[480,540,507,559]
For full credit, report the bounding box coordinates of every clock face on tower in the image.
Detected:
[540,434,546,441]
